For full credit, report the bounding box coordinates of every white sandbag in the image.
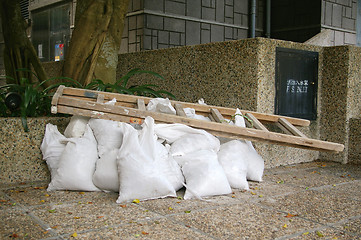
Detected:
[170,133,220,157]
[88,118,124,157]
[174,150,232,200]
[40,124,67,178]
[183,108,211,121]
[64,115,90,138]
[218,140,249,190]
[116,117,176,203]
[154,123,220,152]
[92,149,119,192]
[246,149,264,182]
[234,108,256,151]
[146,98,176,115]
[155,142,184,191]
[47,125,100,191]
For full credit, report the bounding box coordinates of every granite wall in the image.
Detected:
[320,45,361,164]
[0,117,69,184]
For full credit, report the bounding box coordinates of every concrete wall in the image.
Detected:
[321,0,358,46]
[120,0,264,53]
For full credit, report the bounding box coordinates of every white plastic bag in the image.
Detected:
[218,140,249,190]
[47,125,100,191]
[155,142,184,191]
[92,149,119,192]
[154,123,220,151]
[146,98,176,115]
[64,115,90,138]
[170,133,220,157]
[183,108,211,121]
[116,117,176,203]
[40,124,67,178]
[88,118,124,157]
[174,150,232,200]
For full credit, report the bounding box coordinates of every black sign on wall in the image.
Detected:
[275,48,318,120]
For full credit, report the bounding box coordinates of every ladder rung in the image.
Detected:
[211,108,226,123]
[278,118,308,138]
[174,103,186,117]
[137,99,146,111]
[245,113,269,132]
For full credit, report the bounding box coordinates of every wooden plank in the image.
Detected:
[210,108,226,123]
[278,118,308,138]
[174,103,187,117]
[245,113,269,132]
[54,96,344,152]
[137,99,146,111]
[61,87,310,126]
[50,85,65,114]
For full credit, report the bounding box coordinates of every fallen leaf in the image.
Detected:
[48,209,56,213]
[87,201,93,204]
[258,195,263,198]
[73,217,81,219]
[283,224,288,228]
[316,231,324,237]
[142,231,149,235]
[71,232,78,237]
[45,194,50,197]
[119,204,127,208]
[10,233,19,238]
[134,234,140,237]
[177,196,183,200]
[79,192,85,194]
[231,195,236,198]
[168,207,173,210]
[40,200,45,203]
[303,232,309,235]
[68,212,73,215]
[276,180,284,184]
[250,191,256,195]
[132,199,140,204]
[285,213,298,218]
[97,216,104,219]
[184,210,191,213]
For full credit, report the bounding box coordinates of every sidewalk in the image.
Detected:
[1,160,360,240]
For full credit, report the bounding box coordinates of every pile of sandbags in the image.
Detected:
[41,103,264,203]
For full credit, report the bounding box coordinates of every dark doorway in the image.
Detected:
[275,47,318,120]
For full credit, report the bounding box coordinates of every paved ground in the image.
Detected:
[1,160,360,240]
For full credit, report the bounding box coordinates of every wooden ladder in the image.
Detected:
[51,86,344,153]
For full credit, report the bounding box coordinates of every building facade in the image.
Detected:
[0,0,360,65]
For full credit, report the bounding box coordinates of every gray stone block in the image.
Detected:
[202,0,212,8]
[201,29,210,43]
[225,5,233,18]
[215,0,225,22]
[323,1,332,25]
[129,30,137,43]
[181,33,185,45]
[158,30,169,44]
[225,17,233,24]
[170,32,180,45]
[186,21,201,45]
[129,16,137,30]
[332,4,342,27]
[234,0,248,14]
[165,1,185,15]
[187,0,201,18]
[225,27,233,38]
[342,17,355,30]
[211,24,224,42]
[234,13,242,25]
[146,15,164,30]
[202,7,216,21]
[144,0,164,11]
[344,32,356,44]
[143,35,152,50]
[164,18,185,32]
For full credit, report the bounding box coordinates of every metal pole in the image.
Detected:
[250,0,256,38]
[265,0,271,38]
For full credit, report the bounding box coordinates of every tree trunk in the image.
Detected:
[0,0,47,84]
[62,0,129,85]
